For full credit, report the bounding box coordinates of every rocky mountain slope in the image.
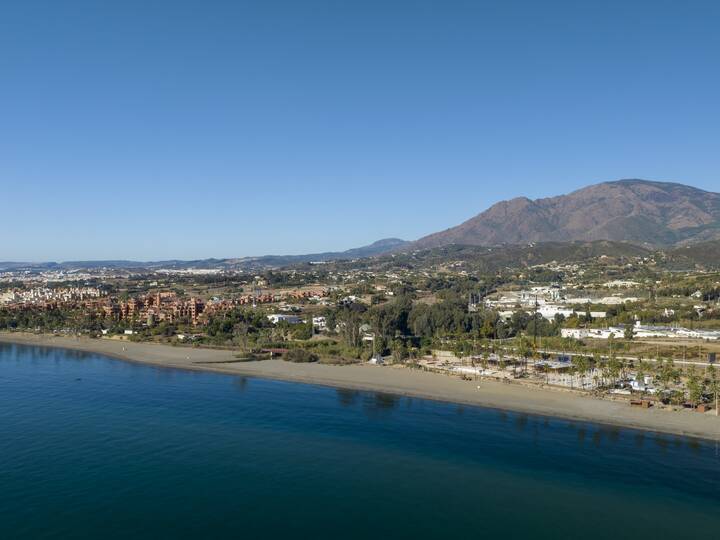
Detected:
[412,179,720,249]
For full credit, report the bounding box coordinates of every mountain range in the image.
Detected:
[4,179,719,271]
[410,179,720,249]
[0,238,409,272]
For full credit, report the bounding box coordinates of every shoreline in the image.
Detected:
[2,332,719,442]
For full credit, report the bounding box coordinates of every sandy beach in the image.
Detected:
[2,332,719,441]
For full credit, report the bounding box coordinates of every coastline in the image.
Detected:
[2,332,719,442]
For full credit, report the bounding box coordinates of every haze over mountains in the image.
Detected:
[0,238,409,272]
[4,179,719,271]
[411,179,720,249]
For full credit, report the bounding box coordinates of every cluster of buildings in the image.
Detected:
[263,314,331,331]
[102,288,331,327]
[482,286,618,321]
[102,292,206,325]
[562,321,720,341]
[0,287,105,306]
[0,287,209,327]
[205,289,327,315]
[0,276,334,331]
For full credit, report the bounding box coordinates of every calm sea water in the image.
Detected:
[1,343,719,539]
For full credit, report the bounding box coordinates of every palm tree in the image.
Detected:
[593,352,603,386]
[707,365,719,416]
[517,337,532,376]
[568,362,576,389]
[606,352,622,388]
[575,356,590,390]
[686,367,704,409]
[635,360,648,397]
[655,358,680,403]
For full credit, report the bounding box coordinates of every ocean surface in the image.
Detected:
[1,343,719,539]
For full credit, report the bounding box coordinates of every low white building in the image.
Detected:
[538,306,575,320]
[312,316,327,330]
[536,307,607,321]
[604,280,640,288]
[498,310,515,321]
[561,328,589,339]
[563,321,720,341]
[561,327,625,340]
[598,296,640,305]
[267,314,303,325]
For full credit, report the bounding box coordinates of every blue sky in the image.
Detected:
[2,0,719,261]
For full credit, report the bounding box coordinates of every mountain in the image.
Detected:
[0,239,409,272]
[223,238,409,268]
[338,238,410,259]
[411,179,720,249]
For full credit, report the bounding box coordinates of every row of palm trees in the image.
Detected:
[466,338,720,413]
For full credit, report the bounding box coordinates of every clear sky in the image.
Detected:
[2,0,719,261]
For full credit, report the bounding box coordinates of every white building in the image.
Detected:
[599,296,640,305]
[312,316,328,330]
[561,328,589,339]
[561,327,625,340]
[267,314,303,325]
[604,280,640,288]
[563,321,720,341]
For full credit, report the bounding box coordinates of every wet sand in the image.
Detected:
[2,332,719,441]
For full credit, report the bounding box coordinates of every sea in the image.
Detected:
[1,342,719,539]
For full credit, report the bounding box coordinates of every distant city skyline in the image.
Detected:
[3,0,719,261]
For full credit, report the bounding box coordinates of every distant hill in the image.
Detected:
[332,240,653,274]
[324,239,720,273]
[0,238,409,272]
[222,238,409,269]
[8,179,720,273]
[665,240,720,269]
[411,179,720,249]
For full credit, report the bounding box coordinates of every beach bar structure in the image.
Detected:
[533,357,574,373]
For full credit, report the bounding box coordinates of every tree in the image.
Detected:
[624,324,635,341]
[480,349,490,372]
[368,296,412,344]
[517,337,532,375]
[572,356,590,390]
[337,306,364,348]
[707,365,719,416]
[686,367,705,409]
[655,358,680,402]
[391,338,409,364]
[593,352,603,385]
[291,321,313,340]
[481,316,496,339]
[606,353,622,387]
[233,322,250,350]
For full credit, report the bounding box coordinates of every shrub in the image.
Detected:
[285,349,319,363]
